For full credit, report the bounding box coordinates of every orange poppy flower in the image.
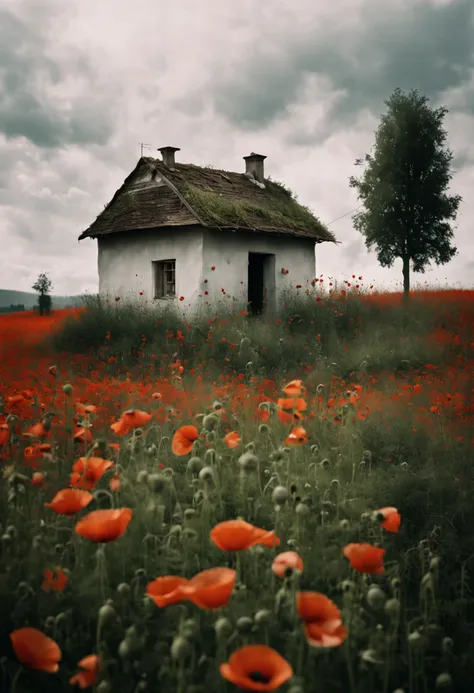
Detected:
[122,409,153,427]
[376,507,401,533]
[23,421,49,438]
[181,567,236,609]
[75,508,132,543]
[224,431,241,449]
[296,592,348,647]
[70,654,100,688]
[70,457,114,490]
[210,520,280,551]
[146,576,189,608]
[172,425,199,456]
[45,489,94,515]
[42,568,69,593]
[74,427,93,443]
[10,627,61,672]
[272,551,304,578]
[277,397,307,425]
[110,418,132,436]
[343,543,386,574]
[282,380,306,397]
[220,645,293,691]
[32,471,46,487]
[109,473,121,492]
[285,425,308,446]
[75,403,97,417]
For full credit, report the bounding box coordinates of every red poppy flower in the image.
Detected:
[146,576,189,608]
[172,425,199,456]
[224,431,241,449]
[10,627,61,672]
[70,654,100,688]
[42,568,69,592]
[272,551,304,578]
[181,567,236,609]
[220,645,293,691]
[376,507,401,533]
[343,543,386,574]
[45,489,93,515]
[75,508,132,543]
[210,520,280,551]
[70,457,113,490]
[282,380,306,396]
[296,592,348,647]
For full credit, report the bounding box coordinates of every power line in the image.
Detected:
[327,204,363,227]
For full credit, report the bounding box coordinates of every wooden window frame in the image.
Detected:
[152,259,176,299]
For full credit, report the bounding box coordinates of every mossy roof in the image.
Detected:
[79,156,338,244]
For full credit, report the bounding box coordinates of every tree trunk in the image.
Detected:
[402,256,410,301]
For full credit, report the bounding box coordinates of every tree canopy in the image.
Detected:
[32,273,53,296]
[349,88,461,298]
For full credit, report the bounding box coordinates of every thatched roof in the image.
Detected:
[78,156,338,244]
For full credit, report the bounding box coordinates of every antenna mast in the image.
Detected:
[138,142,152,157]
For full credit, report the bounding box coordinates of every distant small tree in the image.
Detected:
[349,88,461,302]
[32,272,53,316]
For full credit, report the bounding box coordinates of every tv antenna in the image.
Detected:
[139,142,152,157]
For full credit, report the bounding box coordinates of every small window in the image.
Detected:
[152,259,176,298]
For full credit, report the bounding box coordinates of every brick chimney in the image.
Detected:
[158,146,180,168]
[243,152,266,183]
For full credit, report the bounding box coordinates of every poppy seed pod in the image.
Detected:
[145,444,157,457]
[63,383,73,395]
[117,583,131,598]
[148,474,166,493]
[407,630,424,651]
[385,598,401,619]
[202,414,219,431]
[214,617,233,640]
[136,471,148,485]
[340,519,350,530]
[320,458,330,469]
[254,609,271,626]
[199,466,214,483]
[187,457,203,474]
[171,636,190,661]
[442,637,454,653]
[98,602,117,627]
[435,673,453,689]
[367,586,387,610]
[118,639,131,659]
[295,503,310,516]
[272,486,289,505]
[238,452,259,472]
[235,616,254,635]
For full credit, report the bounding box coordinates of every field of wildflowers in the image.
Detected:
[1,279,474,693]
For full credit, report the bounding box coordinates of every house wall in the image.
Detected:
[201,229,317,312]
[97,226,204,305]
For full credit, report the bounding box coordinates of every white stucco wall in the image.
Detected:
[201,229,317,312]
[97,226,317,314]
[97,226,204,305]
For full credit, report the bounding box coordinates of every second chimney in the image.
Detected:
[158,146,180,168]
[243,152,266,183]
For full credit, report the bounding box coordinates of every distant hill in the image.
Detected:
[0,289,85,309]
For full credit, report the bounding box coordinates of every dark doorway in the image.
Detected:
[248,253,275,316]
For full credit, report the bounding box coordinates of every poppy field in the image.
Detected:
[1,282,474,693]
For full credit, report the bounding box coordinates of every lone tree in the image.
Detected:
[349,88,461,300]
[32,272,53,316]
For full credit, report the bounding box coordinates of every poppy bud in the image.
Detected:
[320,458,330,469]
[295,503,310,516]
[98,603,117,627]
[367,586,387,610]
[239,337,250,351]
[235,616,254,635]
[385,598,401,619]
[148,473,166,493]
[171,636,190,661]
[145,444,157,457]
[339,519,350,530]
[97,681,112,693]
[182,618,199,640]
[117,583,131,598]
[184,508,197,521]
[199,467,214,484]
[63,383,73,395]
[193,490,204,505]
[214,617,232,640]
[272,486,289,505]
[341,580,355,594]
[269,449,284,462]
[238,452,258,472]
[44,616,56,631]
[55,612,67,626]
[429,556,440,571]
[136,470,148,485]
[407,630,424,650]
[258,424,269,434]
[118,639,131,659]
[435,673,453,690]
[254,609,271,626]
[202,414,219,431]
[244,442,255,451]
[187,457,203,474]
[205,431,215,443]
[442,637,454,653]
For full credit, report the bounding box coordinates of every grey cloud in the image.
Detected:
[0,7,117,149]
[209,0,474,135]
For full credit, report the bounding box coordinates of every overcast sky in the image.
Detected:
[1,0,473,296]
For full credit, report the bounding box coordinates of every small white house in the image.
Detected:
[79,147,338,315]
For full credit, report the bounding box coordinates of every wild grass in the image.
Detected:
[0,280,473,693]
